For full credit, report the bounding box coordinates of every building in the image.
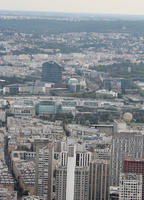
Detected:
[0,188,17,200]
[66,144,76,200]
[56,166,89,200]
[111,133,144,186]
[35,101,62,116]
[89,159,110,200]
[119,173,142,200]
[33,138,51,152]
[92,124,114,135]
[10,100,35,117]
[68,78,80,93]
[93,148,111,160]
[55,167,67,200]
[12,160,35,195]
[22,196,44,200]
[55,143,90,200]
[0,159,15,192]
[35,144,54,200]
[123,159,144,199]
[3,84,19,95]
[109,186,119,200]
[11,151,36,162]
[42,61,62,83]
[113,120,127,133]
[74,167,89,200]
[96,89,118,98]
[103,78,132,91]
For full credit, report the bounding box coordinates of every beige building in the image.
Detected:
[89,159,110,200]
[12,160,35,195]
[0,159,15,192]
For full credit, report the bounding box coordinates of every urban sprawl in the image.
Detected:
[0,13,144,200]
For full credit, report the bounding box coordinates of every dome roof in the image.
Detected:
[68,78,79,85]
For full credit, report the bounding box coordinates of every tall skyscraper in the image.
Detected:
[35,144,54,200]
[42,61,62,83]
[89,159,110,200]
[66,145,76,200]
[111,132,144,186]
[123,159,144,199]
[55,167,67,200]
[119,173,142,200]
[55,143,90,200]
[56,166,89,200]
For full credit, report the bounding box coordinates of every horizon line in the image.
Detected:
[0,9,144,17]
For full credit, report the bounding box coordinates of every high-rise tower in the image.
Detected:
[111,133,144,186]
[35,144,54,200]
[55,143,90,200]
[89,159,110,200]
[42,61,62,83]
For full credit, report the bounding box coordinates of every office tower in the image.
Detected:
[55,144,90,200]
[74,167,89,200]
[42,61,62,83]
[111,133,144,186]
[56,167,89,200]
[103,78,132,90]
[66,145,76,200]
[76,151,91,167]
[35,144,54,200]
[123,159,144,199]
[89,159,110,200]
[58,142,91,168]
[55,168,67,200]
[119,173,142,200]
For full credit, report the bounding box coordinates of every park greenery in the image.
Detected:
[92,62,144,81]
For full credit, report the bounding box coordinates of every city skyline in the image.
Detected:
[1,0,144,15]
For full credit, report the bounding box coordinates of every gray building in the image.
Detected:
[111,132,144,186]
[35,144,54,200]
[56,166,89,200]
[42,61,62,83]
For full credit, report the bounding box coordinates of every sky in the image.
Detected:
[1,0,144,15]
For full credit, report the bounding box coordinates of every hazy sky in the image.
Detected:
[1,0,144,15]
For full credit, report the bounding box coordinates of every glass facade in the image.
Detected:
[42,61,62,83]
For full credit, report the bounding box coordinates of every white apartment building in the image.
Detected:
[119,173,142,200]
